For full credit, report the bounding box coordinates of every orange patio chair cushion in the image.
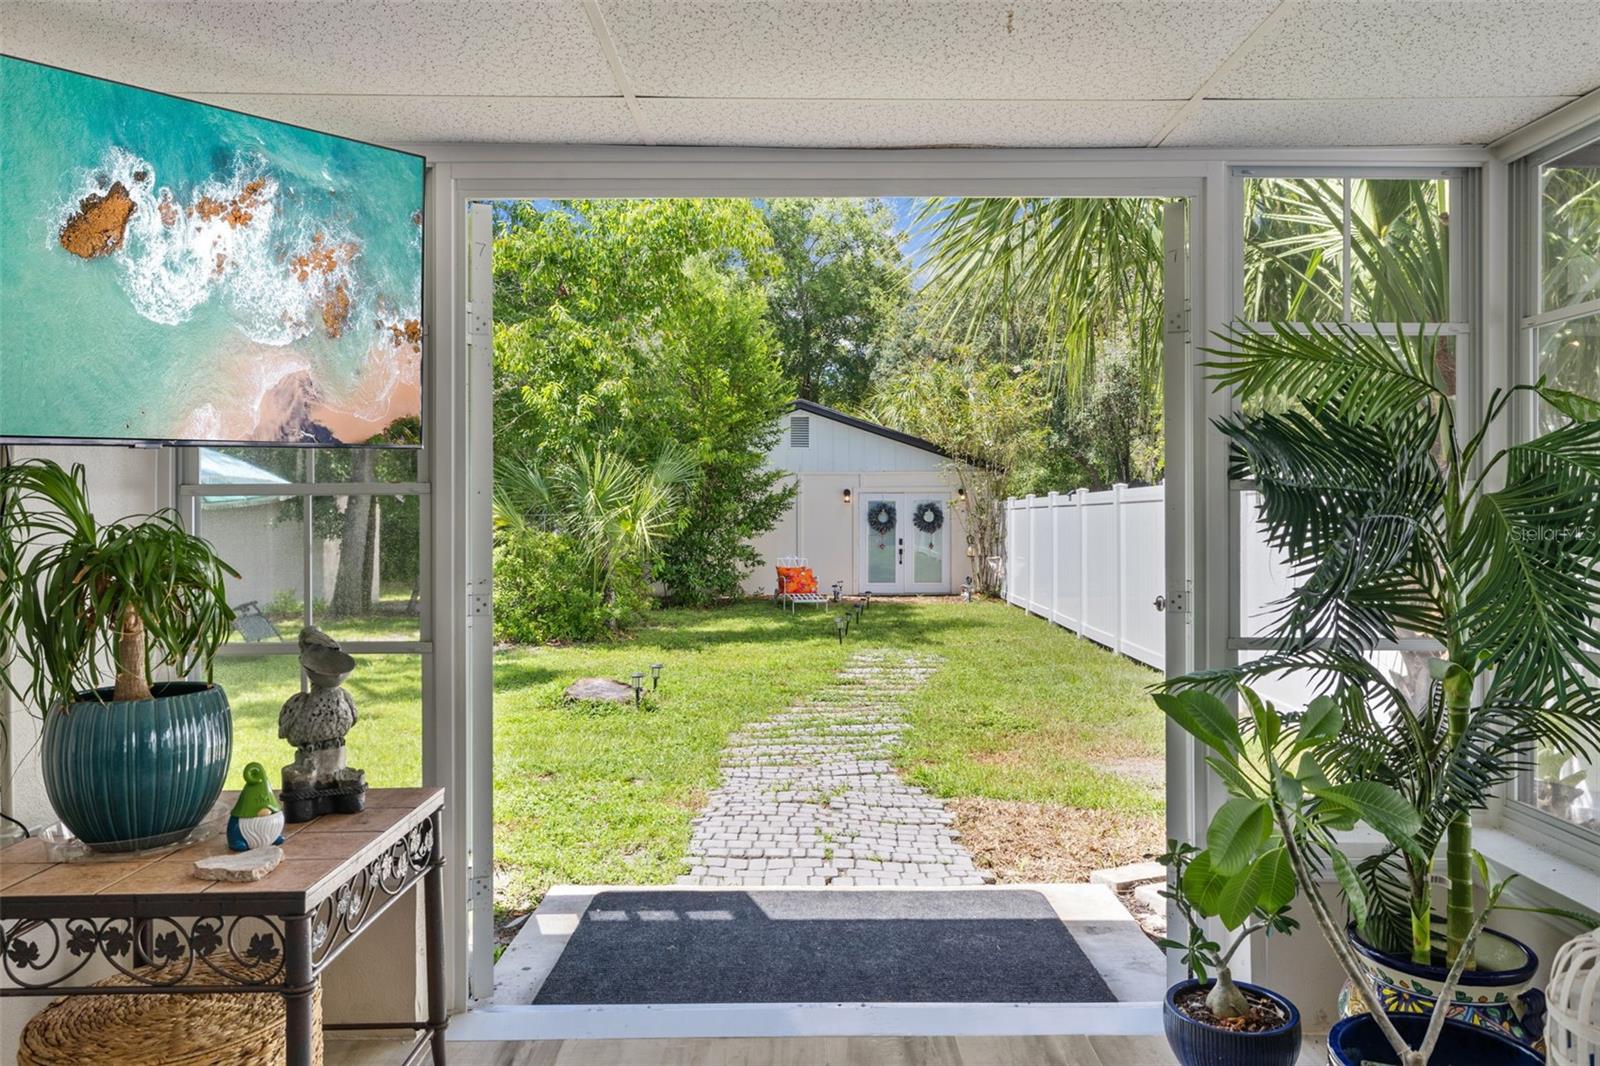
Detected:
[775,566,818,595]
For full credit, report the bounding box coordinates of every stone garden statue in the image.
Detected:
[278,626,367,820]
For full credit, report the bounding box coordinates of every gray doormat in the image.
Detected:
[531,889,1117,1004]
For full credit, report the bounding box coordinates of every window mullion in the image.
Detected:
[1341,178,1354,324]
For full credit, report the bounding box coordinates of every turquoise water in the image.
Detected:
[0,57,422,443]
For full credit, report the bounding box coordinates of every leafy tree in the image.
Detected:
[1054,345,1164,489]
[866,356,1047,596]
[492,199,794,610]
[763,198,909,408]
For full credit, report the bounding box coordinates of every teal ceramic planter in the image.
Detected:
[42,682,232,852]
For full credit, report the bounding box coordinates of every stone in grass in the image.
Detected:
[563,677,638,703]
[194,846,284,882]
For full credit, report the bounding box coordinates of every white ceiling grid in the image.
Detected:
[3,0,1598,148]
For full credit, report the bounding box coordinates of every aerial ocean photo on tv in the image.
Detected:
[0,57,423,444]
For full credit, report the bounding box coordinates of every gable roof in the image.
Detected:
[787,399,952,461]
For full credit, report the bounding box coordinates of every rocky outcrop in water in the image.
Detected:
[59,182,136,258]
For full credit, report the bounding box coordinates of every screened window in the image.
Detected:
[1513,131,1600,840]
[180,446,429,787]
[1229,171,1466,703]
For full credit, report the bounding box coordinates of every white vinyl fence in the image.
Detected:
[1004,483,1362,711]
[1003,485,1167,670]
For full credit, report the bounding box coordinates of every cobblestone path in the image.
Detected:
[680,650,992,887]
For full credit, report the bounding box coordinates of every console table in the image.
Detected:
[0,787,447,1066]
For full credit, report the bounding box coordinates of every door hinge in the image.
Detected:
[467,590,492,617]
[1164,304,1190,334]
[468,874,493,905]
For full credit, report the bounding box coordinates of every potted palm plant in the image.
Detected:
[0,459,238,851]
[1189,321,1600,1038]
[1159,686,1546,1066]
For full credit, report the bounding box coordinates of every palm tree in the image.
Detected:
[1186,320,1600,967]
[913,197,1166,399]
[493,444,698,609]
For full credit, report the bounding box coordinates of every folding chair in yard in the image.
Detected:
[774,556,829,611]
[232,600,285,643]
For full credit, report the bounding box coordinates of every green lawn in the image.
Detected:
[220,599,1162,918]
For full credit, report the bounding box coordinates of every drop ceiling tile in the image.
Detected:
[602,1,1275,101]
[4,1,617,97]
[1211,1,1600,100]
[1162,97,1575,148]
[185,95,641,147]
[638,98,1179,148]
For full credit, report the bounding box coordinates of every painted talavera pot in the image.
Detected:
[1163,979,1302,1066]
[1327,1012,1544,1065]
[42,682,232,852]
[1340,922,1543,1045]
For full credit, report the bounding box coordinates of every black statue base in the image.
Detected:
[279,780,368,823]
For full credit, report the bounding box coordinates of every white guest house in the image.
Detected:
[745,400,974,597]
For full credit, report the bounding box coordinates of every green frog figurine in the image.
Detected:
[227,762,286,852]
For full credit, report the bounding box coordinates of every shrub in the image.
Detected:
[493,529,648,644]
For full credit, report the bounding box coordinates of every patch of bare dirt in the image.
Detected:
[949,797,1163,883]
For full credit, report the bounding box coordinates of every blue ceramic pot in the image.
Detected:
[1343,921,1542,1042]
[1327,1012,1544,1065]
[1164,979,1302,1066]
[42,682,232,852]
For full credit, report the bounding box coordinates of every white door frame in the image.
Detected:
[418,143,1489,1011]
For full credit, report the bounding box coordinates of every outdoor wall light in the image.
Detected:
[842,488,853,503]
[651,663,663,690]
[631,672,645,706]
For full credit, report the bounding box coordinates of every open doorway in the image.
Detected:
[471,194,1185,1020]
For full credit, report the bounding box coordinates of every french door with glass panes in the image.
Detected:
[860,492,950,594]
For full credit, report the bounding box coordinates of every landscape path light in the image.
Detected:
[631,672,644,707]
[651,663,663,691]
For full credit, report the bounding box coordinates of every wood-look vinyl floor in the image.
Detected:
[326,1034,1329,1066]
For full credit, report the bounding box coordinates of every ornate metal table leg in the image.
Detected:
[424,811,448,1064]
[283,913,316,1066]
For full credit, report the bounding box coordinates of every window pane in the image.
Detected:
[308,446,419,483]
[216,654,422,791]
[201,447,307,483]
[311,494,423,642]
[1540,140,1600,311]
[1536,311,1600,432]
[1534,742,1598,829]
[1349,178,1450,322]
[1243,177,1344,322]
[200,495,305,629]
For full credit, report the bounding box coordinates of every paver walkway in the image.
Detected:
[680,650,992,887]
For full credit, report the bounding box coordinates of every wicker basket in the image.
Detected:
[18,953,324,1066]
[1547,928,1600,1066]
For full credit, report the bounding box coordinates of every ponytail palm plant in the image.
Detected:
[0,458,237,710]
[1188,321,1600,968]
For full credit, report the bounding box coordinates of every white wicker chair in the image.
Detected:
[1547,927,1600,1066]
[774,556,829,611]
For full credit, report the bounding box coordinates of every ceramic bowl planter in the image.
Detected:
[1327,1012,1544,1065]
[1163,978,1302,1066]
[42,682,232,852]
[1341,923,1542,1044]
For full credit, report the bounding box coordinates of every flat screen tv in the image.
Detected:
[0,56,424,447]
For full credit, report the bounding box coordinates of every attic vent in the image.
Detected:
[790,415,811,448]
